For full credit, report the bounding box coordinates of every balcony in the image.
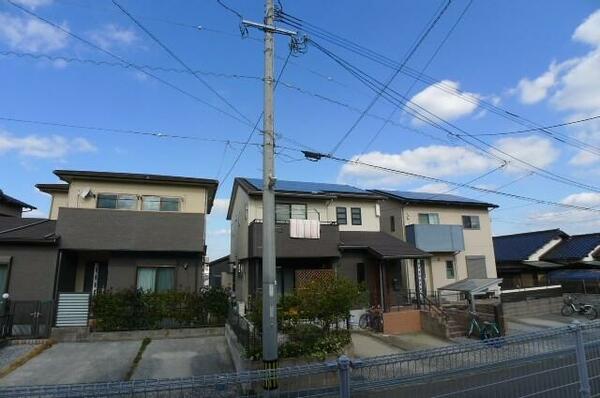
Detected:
[248,220,341,258]
[405,224,465,253]
[55,207,205,252]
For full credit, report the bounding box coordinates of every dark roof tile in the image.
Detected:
[373,189,497,208]
[541,233,600,262]
[493,229,567,263]
[0,190,35,210]
[0,218,57,244]
[339,231,430,259]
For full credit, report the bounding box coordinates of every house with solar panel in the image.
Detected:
[494,229,600,291]
[373,190,500,301]
[226,178,433,311]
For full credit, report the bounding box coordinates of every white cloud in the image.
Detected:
[23,208,47,218]
[211,198,230,215]
[525,192,600,233]
[210,228,231,237]
[573,9,600,46]
[89,24,138,49]
[513,61,572,104]
[0,132,96,158]
[338,145,496,187]
[493,135,560,173]
[413,183,451,193]
[0,12,68,52]
[561,192,600,207]
[11,0,53,9]
[409,80,479,122]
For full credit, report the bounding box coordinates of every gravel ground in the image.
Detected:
[0,344,38,370]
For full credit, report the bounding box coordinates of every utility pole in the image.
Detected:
[242,2,301,390]
[261,0,278,387]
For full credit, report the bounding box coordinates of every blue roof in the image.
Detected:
[493,229,567,263]
[373,190,497,208]
[542,234,600,262]
[549,269,600,282]
[243,178,374,196]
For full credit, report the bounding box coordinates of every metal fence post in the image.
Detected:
[572,321,592,398]
[337,355,351,398]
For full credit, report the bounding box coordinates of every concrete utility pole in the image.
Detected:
[261,0,278,385]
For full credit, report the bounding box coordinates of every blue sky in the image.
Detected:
[1,0,600,259]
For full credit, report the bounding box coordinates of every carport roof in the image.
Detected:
[339,231,431,259]
[0,218,58,244]
[439,278,502,293]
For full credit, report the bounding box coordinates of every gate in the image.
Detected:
[9,301,54,339]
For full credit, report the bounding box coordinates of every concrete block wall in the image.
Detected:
[502,297,564,319]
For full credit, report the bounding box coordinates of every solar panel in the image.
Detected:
[382,190,493,205]
[244,178,370,195]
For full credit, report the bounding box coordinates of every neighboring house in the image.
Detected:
[0,170,218,302]
[494,230,600,289]
[208,255,233,289]
[227,178,430,311]
[373,190,499,296]
[0,189,36,217]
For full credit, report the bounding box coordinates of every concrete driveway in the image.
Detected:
[506,313,591,335]
[0,341,140,386]
[131,336,233,379]
[0,336,234,386]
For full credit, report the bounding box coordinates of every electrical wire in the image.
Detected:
[466,115,600,137]
[6,0,253,129]
[327,0,453,155]
[215,0,244,20]
[112,0,252,125]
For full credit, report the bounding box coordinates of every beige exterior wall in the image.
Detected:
[64,179,209,214]
[49,192,68,220]
[382,203,497,292]
[230,188,251,263]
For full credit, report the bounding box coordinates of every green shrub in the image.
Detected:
[92,287,229,331]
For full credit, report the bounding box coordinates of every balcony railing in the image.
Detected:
[405,224,465,253]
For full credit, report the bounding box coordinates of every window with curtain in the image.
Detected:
[462,215,481,229]
[137,267,175,292]
[97,193,137,210]
[446,260,455,279]
[142,196,181,212]
[275,203,307,223]
[418,213,440,224]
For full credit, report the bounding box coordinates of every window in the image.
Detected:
[462,215,481,230]
[351,207,362,225]
[356,263,365,284]
[446,260,455,279]
[142,196,181,212]
[137,267,175,292]
[275,203,307,223]
[97,193,137,210]
[336,207,347,225]
[390,215,396,232]
[418,213,440,224]
[0,263,8,295]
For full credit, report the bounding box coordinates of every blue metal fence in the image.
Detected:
[2,321,600,397]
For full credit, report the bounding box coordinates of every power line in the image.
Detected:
[362,0,473,154]
[112,0,252,125]
[327,0,453,155]
[278,9,600,158]
[215,0,244,20]
[6,0,253,128]
[465,114,600,137]
[308,39,600,193]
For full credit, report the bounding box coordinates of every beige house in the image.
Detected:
[374,190,498,297]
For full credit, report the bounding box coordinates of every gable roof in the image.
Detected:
[493,229,568,263]
[541,233,600,262]
[371,190,497,209]
[227,177,383,219]
[0,190,36,210]
[0,218,58,244]
[339,231,430,259]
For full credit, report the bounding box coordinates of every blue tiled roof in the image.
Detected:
[243,178,373,196]
[373,190,497,208]
[493,229,567,263]
[542,233,600,262]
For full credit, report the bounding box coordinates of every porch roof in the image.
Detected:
[339,231,430,259]
[439,278,502,293]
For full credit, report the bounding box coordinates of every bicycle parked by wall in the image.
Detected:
[359,305,383,332]
[561,295,598,320]
[466,311,501,340]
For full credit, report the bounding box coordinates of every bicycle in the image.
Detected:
[561,295,598,320]
[466,311,501,340]
[358,305,383,332]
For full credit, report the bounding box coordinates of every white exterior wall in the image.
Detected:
[49,192,68,220]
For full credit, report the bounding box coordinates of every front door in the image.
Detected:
[83,261,108,295]
[367,264,381,307]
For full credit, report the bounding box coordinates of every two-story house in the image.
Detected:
[373,190,499,298]
[227,178,430,312]
[0,170,218,302]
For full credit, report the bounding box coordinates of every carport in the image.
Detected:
[438,278,502,312]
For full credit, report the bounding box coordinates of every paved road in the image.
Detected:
[131,336,233,379]
[0,341,140,386]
